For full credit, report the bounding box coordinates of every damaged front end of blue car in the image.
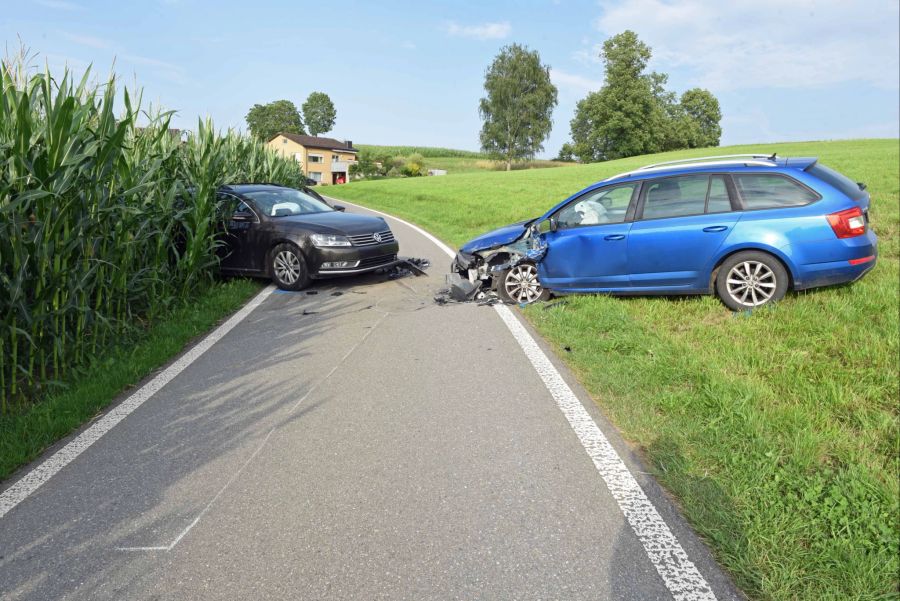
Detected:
[450,219,549,300]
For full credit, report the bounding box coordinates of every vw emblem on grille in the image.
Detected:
[372,232,383,243]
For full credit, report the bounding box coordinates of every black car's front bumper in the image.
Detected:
[309,241,401,277]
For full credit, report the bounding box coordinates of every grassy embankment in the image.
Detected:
[326,139,899,601]
[356,144,573,174]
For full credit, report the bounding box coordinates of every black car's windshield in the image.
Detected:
[243,188,334,217]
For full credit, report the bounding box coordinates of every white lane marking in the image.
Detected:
[119,311,388,551]
[494,306,717,601]
[333,197,718,601]
[0,285,277,520]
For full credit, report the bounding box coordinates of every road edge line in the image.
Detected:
[0,285,276,519]
[332,196,718,601]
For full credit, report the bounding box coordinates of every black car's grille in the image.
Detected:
[359,254,397,268]
[348,230,395,246]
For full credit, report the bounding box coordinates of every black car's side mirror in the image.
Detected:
[231,210,254,222]
[333,204,346,212]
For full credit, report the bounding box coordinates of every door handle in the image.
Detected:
[702,225,728,233]
[604,234,626,241]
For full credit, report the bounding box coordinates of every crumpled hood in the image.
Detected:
[460,219,531,253]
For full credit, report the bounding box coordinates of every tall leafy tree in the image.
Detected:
[570,31,658,162]
[569,30,722,161]
[680,88,722,148]
[245,100,304,141]
[302,92,337,137]
[479,44,558,171]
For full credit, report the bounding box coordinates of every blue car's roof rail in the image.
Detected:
[640,153,776,170]
[603,154,779,182]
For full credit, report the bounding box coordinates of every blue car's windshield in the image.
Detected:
[243,188,334,217]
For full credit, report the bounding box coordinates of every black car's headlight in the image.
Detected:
[310,233,351,247]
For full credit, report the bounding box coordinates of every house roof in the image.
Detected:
[272,133,357,153]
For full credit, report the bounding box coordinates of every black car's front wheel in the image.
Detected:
[269,243,310,291]
[498,262,551,304]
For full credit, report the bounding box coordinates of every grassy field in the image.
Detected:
[0,278,261,481]
[325,139,899,601]
[356,144,573,174]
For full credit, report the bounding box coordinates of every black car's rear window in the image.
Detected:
[805,162,866,201]
[243,188,334,217]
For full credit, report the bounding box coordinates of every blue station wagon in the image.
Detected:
[452,154,877,310]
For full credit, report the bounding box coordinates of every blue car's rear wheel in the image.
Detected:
[716,251,788,311]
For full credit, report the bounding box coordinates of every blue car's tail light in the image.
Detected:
[827,207,866,239]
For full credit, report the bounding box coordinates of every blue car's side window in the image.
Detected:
[556,183,638,229]
[642,175,708,220]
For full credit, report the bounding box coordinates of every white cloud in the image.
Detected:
[593,0,900,91]
[550,68,603,94]
[445,21,511,40]
[62,32,110,49]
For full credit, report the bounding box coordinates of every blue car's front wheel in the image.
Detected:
[716,251,788,311]
[499,263,550,304]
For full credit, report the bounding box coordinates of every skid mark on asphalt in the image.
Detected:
[118,311,389,552]
[334,197,720,601]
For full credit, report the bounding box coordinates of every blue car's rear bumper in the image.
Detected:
[792,229,878,290]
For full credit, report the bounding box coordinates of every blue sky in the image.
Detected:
[4,0,899,157]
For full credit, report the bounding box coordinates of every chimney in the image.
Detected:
[345,140,352,149]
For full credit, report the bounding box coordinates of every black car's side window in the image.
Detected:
[732,174,819,209]
[556,183,638,229]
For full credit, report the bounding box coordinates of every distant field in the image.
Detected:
[355,144,573,174]
[326,139,899,601]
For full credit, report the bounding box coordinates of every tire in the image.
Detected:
[498,262,551,304]
[269,243,310,291]
[715,251,788,311]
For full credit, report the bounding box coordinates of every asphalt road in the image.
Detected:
[0,201,743,600]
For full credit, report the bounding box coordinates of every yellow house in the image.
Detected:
[267,133,358,185]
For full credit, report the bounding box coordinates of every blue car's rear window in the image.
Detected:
[733,174,819,210]
[805,163,866,201]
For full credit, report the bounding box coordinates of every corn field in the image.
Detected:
[0,59,304,410]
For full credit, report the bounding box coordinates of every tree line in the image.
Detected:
[479,30,722,166]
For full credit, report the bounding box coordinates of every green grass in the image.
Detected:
[356,144,574,174]
[356,144,488,158]
[326,138,900,601]
[0,278,261,481]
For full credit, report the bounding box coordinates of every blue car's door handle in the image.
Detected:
[702,225,728,233]
[604,234,626,241]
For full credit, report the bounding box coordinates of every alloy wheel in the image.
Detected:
[504,263,544,304]
[273,250,302,285]
[725,260,777,307]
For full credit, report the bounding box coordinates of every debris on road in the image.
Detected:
[433,273,510,307]
[383,257,430,280]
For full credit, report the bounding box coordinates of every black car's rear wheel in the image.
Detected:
[269,243,310,291]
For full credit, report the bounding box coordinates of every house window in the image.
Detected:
[308,154,324,163]
[282,138,287,144]
[332,154,340,162]
[308,171,322,182]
